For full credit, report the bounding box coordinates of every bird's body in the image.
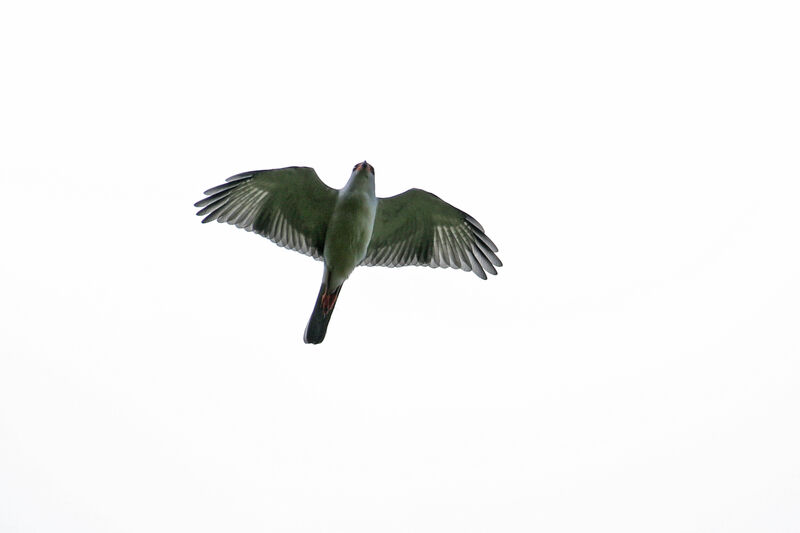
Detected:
[323,164,378,289]
[306,163,378,343]
[195,161,501,344]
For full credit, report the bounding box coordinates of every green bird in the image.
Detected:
[194,162,502,344]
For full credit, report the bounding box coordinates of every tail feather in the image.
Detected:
[304,283,342,344]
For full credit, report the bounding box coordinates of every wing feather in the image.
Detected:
[194,166,338,260]
[362,188,501,279]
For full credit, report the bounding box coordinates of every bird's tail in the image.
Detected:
[304,281,342,344]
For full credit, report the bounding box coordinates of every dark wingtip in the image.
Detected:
[225,172,255,183]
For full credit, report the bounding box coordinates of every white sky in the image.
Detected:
[1,1,798,532]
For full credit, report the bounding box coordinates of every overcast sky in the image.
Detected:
[1,1,798,532]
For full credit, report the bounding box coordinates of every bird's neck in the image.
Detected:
[342,173,375,198]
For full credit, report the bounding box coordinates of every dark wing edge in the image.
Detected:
[361,188,502,280]
[194,166,337,260]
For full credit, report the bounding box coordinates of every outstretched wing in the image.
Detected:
[194,166,338,260]
[361,188,501,279]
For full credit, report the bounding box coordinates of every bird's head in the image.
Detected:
[352,161,375,177]
[346,160,376,194]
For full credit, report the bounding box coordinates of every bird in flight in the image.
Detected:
[195,162,502,344]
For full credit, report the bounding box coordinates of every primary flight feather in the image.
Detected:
[194,162,502,344]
